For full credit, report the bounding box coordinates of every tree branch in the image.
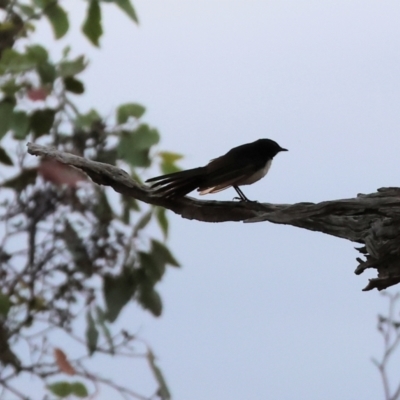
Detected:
[27,143,400,292]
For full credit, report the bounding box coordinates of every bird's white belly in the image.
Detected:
[239,159,272,186]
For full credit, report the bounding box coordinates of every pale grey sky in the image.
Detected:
[33,1,400,399]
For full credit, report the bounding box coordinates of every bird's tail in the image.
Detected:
[146,167,206,198]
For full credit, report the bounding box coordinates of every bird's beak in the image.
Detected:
[280,147,288,152]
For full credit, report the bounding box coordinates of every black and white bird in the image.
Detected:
[146,138,288,201]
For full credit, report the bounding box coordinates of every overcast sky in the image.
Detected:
[33,1,400,399]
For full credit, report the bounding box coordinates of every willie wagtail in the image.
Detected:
[146,138,287,201]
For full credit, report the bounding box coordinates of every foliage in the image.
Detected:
[0,0,181,399]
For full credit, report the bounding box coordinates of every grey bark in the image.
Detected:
[27,142,400,292]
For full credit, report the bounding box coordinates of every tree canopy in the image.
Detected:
[0,1,180,398]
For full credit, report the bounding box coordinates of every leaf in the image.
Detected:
[75,109,100,129]
[113,0,139,23]
[147,350,171,399]
[2,168,37,191]
[138,251,164,283]
[155,207,168,238]
[19,4,36,18]
[47,382,72,398]
[117,125,159,167]
[0,292,11,316]
[63,76,84,94]
[1,79,23,96]
[58,55,87,77]
[133,124,160,150]
[54,348,75,375]
[95,306,114,353]
[159,151,183,164]
[44,3,69,39]
[0,147,13,166]
[118,145,150,167]
[151,240,180,267]
[159,151,183,174]
[103,268,136,322]
[11,111,30,139]
[37,61,56,83]
[138,285,162,316]
[133,209,152,236]
[70,382,89,398]
[0,100,14,139]
[117,103,146,123]
[120,196,140,223]
[30,108,55,138]
[86,310,99,355]
[82,0,103,46]
[0,49,36,73]
[26,45,48,63]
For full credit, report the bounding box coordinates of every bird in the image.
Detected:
[146,138,288,202]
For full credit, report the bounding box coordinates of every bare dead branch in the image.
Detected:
[27,142,400,292]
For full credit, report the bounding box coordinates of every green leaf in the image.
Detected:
[11,111,30,139]
[155,207,168,238]
[95,306,114,353]
[30,108,55,138]
[119,147,150,167]
[62,45,71,58]
[37,62,56,84]
[159,151,183,174]
[0,147,13,166]
[86,310,99,355]
[75,109,101,129]
[0,100,14,139]
[70,382,89,398]
[0,292,11,316]
[1,79,23,96]
[151,240,180,267]
[159,151,183,164]
[139,251,164,283]
[134,210,152,236]
[44,3,69,39]
[147,350,171,399]
[58,55,87,77]
[63,76,84,94]
[117,133,150,167]
[47,382,72,398]
[103,268,136,322]
[133,124,160,150]
[0,49,36,73]
[138,285,162,316]
[113,0,139,23]
[117,103,146,123]
[117,125,159,167]
[26,45,48,63]
[2,168,37,191]
[82,0,103,46]
[120,196,140,223]
[19,4,36,18]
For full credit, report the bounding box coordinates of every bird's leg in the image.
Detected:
[233,186,253,202]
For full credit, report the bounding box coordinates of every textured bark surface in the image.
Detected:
[27,142,400,291]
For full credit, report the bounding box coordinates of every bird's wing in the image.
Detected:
[198,154,260,192]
